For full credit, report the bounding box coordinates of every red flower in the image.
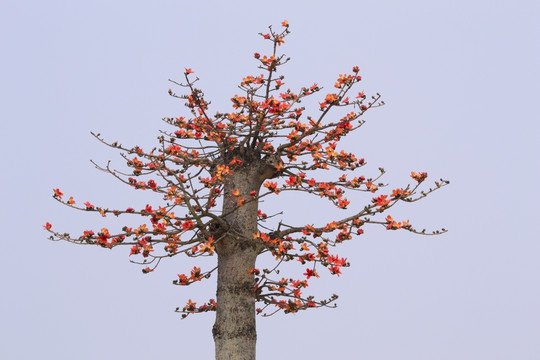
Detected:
[182,220,195,231]
[329,265,342,276]
[147,180,157,190]
[53,188,63,199]
[43,222,52,230]
[84,201,95,210]
[185,68,194,74]
[130,245,140,256]
[304,268,319,279]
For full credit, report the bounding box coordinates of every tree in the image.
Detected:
[45,21,448,360]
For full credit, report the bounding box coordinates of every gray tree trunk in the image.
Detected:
[212,154,274,360]
[213,247,258,360]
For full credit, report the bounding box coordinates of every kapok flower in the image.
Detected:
[304,268,319,279]
[373,195,390,208]
[411,171,428,183]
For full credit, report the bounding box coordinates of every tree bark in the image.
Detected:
[212,156,272,360]
[213,247,258,360]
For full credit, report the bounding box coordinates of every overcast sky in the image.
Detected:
[1,1,539,359]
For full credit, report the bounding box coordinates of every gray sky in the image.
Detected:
[1,0,539,359]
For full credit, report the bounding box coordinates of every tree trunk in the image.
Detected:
[213,247,258,360]
[212,156,272,360]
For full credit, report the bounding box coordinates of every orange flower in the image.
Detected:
[185,68,194,74]
[190,267,202,281]
[391,188,405,199]
[184,299,197,314]
[337,198,350,209]
[177,274,189,285]
[373,195,390,207]
[67,196,75,204]
[281,20,289,27]
[386,221,400,230]
[302,224,315,235]
[200,237,215,255]
[253,231,270,241]
[263,181,280,194]
[215,165,232,180]
[53,188,63,199]
[228,157,244,167]
[324,93,338,103]
[135,224,148,235]
[365,181,378,193]
[411,171,428,183]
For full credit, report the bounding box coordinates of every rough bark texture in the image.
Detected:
[213,247,258,360]
[212,153,276,360]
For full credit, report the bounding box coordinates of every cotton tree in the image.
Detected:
[45,21,448,360]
